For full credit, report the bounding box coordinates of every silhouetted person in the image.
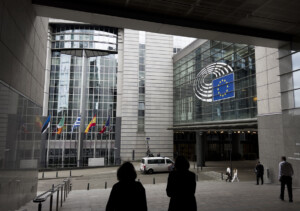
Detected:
[255,161,264,185]
[279,156,294,202]
[106,162,147,211]
[166,156,197,211]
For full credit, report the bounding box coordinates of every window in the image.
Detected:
[166,159,173,164]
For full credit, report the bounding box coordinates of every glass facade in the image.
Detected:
[292,52,300,107]
[47,24,118,167]
[138,31,146,132]
[0,82,42,209]
[174,40,257,124]
[51,25,118,52]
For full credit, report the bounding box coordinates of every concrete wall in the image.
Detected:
[120,29,173,161]
[256,46,300,186]
[255,46,284,184]
[0,0,48,209]
[278,45,300,187]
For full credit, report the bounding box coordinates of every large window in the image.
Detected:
[48,24,118,167]
[174,41,257,124]
[138,31,146,132]
[51,24,118,53]
[292,52,300,107]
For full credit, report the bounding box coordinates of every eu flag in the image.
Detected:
[213,73,235,101]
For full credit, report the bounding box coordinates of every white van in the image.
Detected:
[140,157,174,174]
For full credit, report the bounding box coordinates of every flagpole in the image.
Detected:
[93,127,96,158]
[46,127,51,168]
[70,130,72,167]
[106,131,108,166]
[62,130,65,168]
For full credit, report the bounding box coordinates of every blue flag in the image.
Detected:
[71,116,81,132]
[41,115,51,134]
[213,73,235,101]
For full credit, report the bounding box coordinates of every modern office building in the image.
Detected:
[43,20,195,167]
[1,1,300,210]
[171,39,258,164]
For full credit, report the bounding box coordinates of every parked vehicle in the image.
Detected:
[140,157,174,174]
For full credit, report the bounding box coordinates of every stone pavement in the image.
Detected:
[19,180,300,211]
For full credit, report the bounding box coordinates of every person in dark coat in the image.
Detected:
[106,162,147,211]
[255,161,264,185]
[166,156,197,211]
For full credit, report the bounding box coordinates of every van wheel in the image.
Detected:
[148,169,154,174]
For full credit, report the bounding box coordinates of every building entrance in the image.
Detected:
[174,131,258,163]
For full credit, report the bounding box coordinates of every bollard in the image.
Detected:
[70,170,72,177]
[56,171,58,178]
[87,183,90,190]
[105,181,107,189]
[70,183,72,191]
[153,178,155,184]
[42,172,44,179]
[221,172,223,180]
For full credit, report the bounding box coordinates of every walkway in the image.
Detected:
[19,180,300,211]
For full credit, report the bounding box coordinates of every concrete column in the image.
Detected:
[77,50,88,167]
[115,29,123,164]
[196,131,205,167]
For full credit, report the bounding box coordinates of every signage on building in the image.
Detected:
[193,62,235,102]
[57,54,71,113]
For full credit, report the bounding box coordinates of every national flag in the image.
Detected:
[99,116,110,134]
[84,115,96,133]
[71,116,81,132]
[35,116,43,129]
[213,73,235,101]
[57,115,65,134]
[41,115,51,134]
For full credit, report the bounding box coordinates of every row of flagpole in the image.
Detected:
[41,114,110,135]
[41,114,111,168]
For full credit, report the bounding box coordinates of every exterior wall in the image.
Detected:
[0,0,48,106]
[120,29,139,160]
[145,32,173,158]
[278,46,300,187]
[255,47,300,185]
[0,0,48,210]
[120,29,173,160]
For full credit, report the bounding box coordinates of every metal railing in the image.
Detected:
[33,178,72,211]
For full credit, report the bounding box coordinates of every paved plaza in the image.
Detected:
[19,180,300,211]
[17,161,300,211]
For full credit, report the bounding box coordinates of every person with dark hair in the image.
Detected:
[255,161,264,185]
[106,162,148,211]
[166,156,197,211]
[279,156,294,202]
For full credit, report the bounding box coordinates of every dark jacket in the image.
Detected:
[106,180,147,211]
[166,170,197,211]
[255,164,264,176]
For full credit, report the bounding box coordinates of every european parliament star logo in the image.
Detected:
[212,73,235,101]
